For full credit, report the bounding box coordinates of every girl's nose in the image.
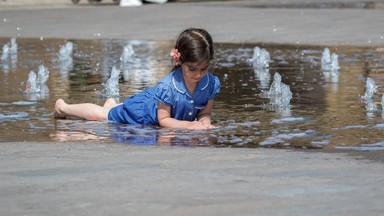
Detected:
[197,70,206,77]
[195,71,204,79]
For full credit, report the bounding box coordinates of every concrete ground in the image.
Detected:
[1,142,384,216]
[0,0,383,46]
[0,1,384,216]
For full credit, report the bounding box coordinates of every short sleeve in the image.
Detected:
[209,75,220,100]
[154,82,175,106]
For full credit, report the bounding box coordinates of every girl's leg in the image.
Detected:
[54,98,110,121]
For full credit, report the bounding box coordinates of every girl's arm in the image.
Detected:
[157,102,210,130]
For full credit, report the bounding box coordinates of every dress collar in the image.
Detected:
[172,67,210,94]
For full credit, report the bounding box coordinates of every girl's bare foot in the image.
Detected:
[103,98,117,109]
[54,98,67,119]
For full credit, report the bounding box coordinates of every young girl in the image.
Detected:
[54,28,220,130]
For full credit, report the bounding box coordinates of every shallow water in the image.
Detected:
[0,37,383,150]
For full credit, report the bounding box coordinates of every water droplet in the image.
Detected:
[16,27,22,36]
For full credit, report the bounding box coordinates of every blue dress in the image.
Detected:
[108,67,220,125]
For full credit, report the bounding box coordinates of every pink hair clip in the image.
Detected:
[170,48,181,61]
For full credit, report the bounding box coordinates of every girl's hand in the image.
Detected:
[158,102,216,130]
[187,121,212,130]
[202,123,216,129]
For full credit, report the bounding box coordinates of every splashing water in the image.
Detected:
[122,64,130,82]
[321,47,340,71]
[10,37,17,54]
[1,43,9,61]
[120,44,134,63]
[25,65,50,93]
[362,77,377,101]
[25,71,37,93]
[120,44,134,81]
[365,99,378,114]
[1,38,17,61]
[330,53,339,70]
[362,77,378,114]
[267,72,292,111]
[254,67,271,89]
[103,66,121,98]
[37,65,49,84]
[59,41,73,62]
[59,42,73,74]
[252,46,271,69]
[268,72,282,95]
[382,94,384,110]
[381,95,384,118]
[321,48,331,67]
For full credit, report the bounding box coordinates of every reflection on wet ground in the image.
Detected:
[0,37,383,151]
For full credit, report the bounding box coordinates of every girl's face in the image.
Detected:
[181,61,210,84]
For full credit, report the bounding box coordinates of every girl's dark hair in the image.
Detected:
[172,28,214,70]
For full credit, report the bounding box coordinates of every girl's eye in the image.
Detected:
[189,68,196,72]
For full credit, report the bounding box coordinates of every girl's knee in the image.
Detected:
[103,98,118,109]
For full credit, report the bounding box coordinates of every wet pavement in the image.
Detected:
[0,0,384,216]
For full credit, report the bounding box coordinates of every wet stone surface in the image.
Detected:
[0,37,383,150]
